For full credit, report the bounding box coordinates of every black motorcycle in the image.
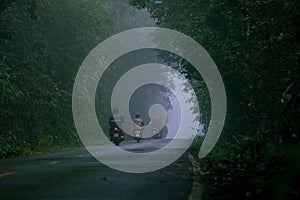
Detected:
[112,126,124,146]
[134,127,142,142]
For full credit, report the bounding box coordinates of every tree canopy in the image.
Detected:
[0,0,115,156]
[130,0,300,199]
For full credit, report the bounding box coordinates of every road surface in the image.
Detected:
[0,139,192,200]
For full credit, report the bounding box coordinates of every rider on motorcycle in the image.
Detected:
[133,113,144,127]
[133,113,144,142]
[108,108,124,141]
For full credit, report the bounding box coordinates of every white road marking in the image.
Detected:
[48,160,60,165]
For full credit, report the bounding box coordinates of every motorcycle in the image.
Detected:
[152,127,161,139]
[112,126,124,146]
[134,127,142,142]
[150,120,162,139]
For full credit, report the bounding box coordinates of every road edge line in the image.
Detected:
[188,152,204,200]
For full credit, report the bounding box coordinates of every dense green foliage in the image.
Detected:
[0,0,114,157]
[130,0,300,199]
[1,0,299,198]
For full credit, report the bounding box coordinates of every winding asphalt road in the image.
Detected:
[0,139,192,200]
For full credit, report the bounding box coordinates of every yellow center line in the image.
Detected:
[48,160,60,165]
[0,171,16,178]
